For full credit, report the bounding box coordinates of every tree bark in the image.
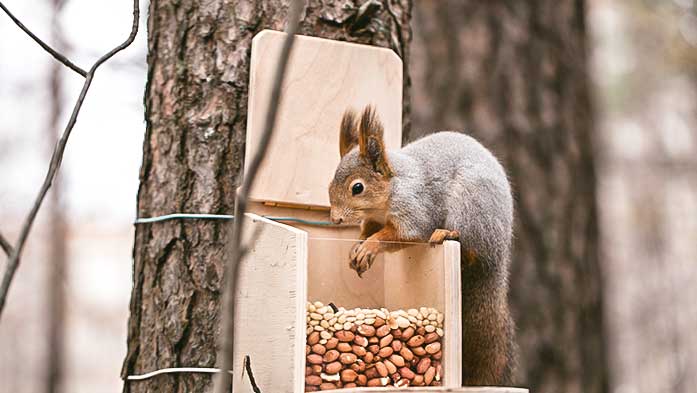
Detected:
[410,2,607,393]
[121,1,411,392]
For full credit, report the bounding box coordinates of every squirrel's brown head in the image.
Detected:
[329,106,394,225]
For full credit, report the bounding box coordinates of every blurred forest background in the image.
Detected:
[1,1,696,393]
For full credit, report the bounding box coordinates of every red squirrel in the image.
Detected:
[328,106,517,385]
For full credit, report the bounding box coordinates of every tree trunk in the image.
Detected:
[121,1,411,392]
[410,2,607,393]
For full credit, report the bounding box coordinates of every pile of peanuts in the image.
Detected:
[305,301,444,391]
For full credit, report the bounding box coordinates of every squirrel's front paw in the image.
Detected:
[349,240,380,277]
[428,229,460,246]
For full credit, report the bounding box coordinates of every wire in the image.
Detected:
[133,213,340,227]
[126,367,232,381]
[134,213,233,224]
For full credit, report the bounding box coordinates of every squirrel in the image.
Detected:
[328,105,517,386]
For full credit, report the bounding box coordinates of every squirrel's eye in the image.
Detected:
[351,182,364,196]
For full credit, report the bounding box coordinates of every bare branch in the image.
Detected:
[0,0,140,319]
[0,1,87,77]
[212,1,305,392]
[0,231,13,257]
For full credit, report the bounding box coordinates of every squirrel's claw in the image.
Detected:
[429,229,460,246]
[349,240,378,277]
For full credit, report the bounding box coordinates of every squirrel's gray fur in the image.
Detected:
[336,130,518,384]
[394,131,517,384]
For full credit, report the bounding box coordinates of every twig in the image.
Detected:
[244,355,262,393]
[0,1,87,77]
[0,0,140,319]
[0,232,13,257]
[212,1,304,392]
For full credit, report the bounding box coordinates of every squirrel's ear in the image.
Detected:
[339,109,358,158]
[358,105,394,178]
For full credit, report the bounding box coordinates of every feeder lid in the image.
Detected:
[245,30,403,209]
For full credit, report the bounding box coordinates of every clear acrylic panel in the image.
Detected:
[304,236,450,390]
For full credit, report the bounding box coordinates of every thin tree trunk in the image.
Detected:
[121,1,411,392]
[410,2,607,393]
[46,0,68,391]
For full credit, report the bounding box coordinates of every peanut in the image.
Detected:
[396,316,410,328]
[351,345,366,357]
[307,354,323,365]
[356,374,367,386]
[364,367,379,380]
[395,378,410,388]
[311,344,326,355]
[400,346,414,361]
[335,330,354,342]
[308,331,320,345]
[389,354,405,367]
[401,327,415,340]
[424,366,436,385]
[375,361,388,377]
[412,346,427,356]
[379,334,393,348]
[322,350,339,363]
[407,335,425,347]
[306,302,445,391]
[416,357,431,374]
[424,332,439,344]
[325,337,338,349]
[324,362,342,374]
[357,324,376,337]
[399,367,415,380]
[425,342,441,354]
[353,335,368,347]
[383,359,397,374]
[340,369,357,382]
[376,324,390,337]
[305,375,321,386]
[378,346,393,358]
[339,353,357,365]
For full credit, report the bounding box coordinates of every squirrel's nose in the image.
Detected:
[330,211,343,224]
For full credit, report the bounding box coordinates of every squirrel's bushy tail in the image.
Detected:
[460,257,518,386]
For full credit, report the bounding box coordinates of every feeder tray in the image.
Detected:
[232,30,527,393]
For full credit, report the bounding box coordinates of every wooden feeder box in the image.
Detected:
[233,30,527,393]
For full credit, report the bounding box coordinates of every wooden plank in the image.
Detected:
[334,388,527,393]
[442,240,463,388]
[246,30,403,208]
[248,203,385,308]
[233,214,307,393]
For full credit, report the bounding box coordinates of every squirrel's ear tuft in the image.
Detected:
[339,108,359,158]
[358,105,394,178]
